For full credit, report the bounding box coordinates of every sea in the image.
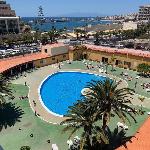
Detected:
[21,17,112,32]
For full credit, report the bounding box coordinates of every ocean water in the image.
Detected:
[40,71,106,116]
[22,17,112,31]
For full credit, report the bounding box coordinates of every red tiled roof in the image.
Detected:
[84,44,150,58]
[0,53,49,73]
[117,117,150,150]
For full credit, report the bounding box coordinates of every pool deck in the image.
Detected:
[12,64,150,124]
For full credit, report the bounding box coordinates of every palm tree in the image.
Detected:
[48,28,60,43]
[110,54,116,71]
[21,33,34,45]
[94,32,100,45]
[138,96,145,112]
[74,29,83,40]
[0,74,12,106]
[61,79,138,149]
[137,63,150,76]
[86,79,137,129]
[61,100,104,150]
[41,33,49,45]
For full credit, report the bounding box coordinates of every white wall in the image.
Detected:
[123,22,137,30]
[51,46,69,56]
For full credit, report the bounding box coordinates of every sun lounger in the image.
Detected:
[146,89,150,92]
[117,122,128,130]
[135,76,140,79]
[124,125,128,130]
[52,144,58,150]
[67,140,73,148]
[117,122,124,128]
[99,69,104,73]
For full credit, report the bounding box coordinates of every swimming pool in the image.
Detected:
[40,71,106,116]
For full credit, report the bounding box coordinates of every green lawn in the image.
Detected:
[0,61,150,150]
[0,85,72,150]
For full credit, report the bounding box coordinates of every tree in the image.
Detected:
[74,29,85,40]
[94,32,100,45]
[33,31,41,43]
[48,28,60,43]
[61,101,98,150]
[138,96,145,112]
[21,33,34,45]
[137,63,150,76]
[94,31,105,45]
[38,5,44,26]
[0,74,12,106]
[20,146,31,150]
[110,54,116,71]
[34,5,44,32]
[61,79,138,149]
[86,79,137,129]
[41,33,49,45]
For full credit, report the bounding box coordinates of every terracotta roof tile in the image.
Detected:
[0,53,49,73]
[117,117,150,150]
[84,44,150,58]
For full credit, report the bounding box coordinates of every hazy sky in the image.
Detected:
[7,0,150,17]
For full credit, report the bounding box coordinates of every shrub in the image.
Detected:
[20,146,31,150]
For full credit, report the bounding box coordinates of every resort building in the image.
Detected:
[138,4,150,22]
[0,43,69,76]
[69,44,150,70]
[0,43,150,76]
[41,43,69,57]
[0,0,20,34]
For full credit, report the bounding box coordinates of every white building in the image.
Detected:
[138,4,150,22]
[123,22,138,30]
[41,43,69,56]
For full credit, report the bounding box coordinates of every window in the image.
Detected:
[40,60,44,64]
[40,59,46,64]
[102,57,108,63]
[115,60,122,65]
[63,55,66,58]
[124,61,131,67]
[52,57,55,60]
[44,49,47,53]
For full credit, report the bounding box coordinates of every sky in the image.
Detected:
[7,0,150,17]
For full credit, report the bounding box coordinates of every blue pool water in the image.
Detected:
[40,72,106,116]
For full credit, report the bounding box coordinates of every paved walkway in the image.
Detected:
[12,64,150,124]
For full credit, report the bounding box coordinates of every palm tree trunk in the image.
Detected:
[102,112,110,130]
[111,64,114,71]
[84,126,93,150]
[86,136,93,150]
[106,64,108,74]
[102,112,108,129]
